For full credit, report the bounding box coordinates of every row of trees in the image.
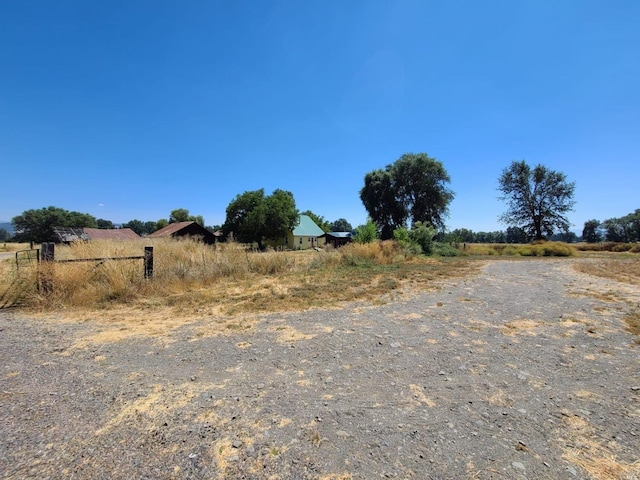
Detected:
[8,201,355,247]
[360,154,576,242]
[10,153,634,249]
[582,210,640,243]
[10,207,208,243]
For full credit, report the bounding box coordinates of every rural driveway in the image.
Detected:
[1,259,638,479]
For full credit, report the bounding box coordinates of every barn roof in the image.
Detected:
[148,221,218,244]
[147,221,195,238]
[84,228,140,240]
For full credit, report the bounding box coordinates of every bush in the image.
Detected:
[432,242,460,257]
[408,222,436,254]
[352,220,378,244]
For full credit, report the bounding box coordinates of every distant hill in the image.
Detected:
[0,222,15,234]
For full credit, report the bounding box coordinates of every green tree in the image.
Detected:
[360,153,454,239]
[449,228,476,243]
[300,210,330,232]
[122,219,144,235]
[169,208,204,226]
[506,226,528,244]
[96,218,115,229]
[223,189,298,250]
[582,219,602,243]
[602,209,640,242]
[0,228,9,242]
[12,206,98,243]
[330,218,353,232]
[498,160,576,241]
[352,219,378,244]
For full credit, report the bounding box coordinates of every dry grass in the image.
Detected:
[0,242,30,252]
[561,413,640,479]
[0,238,480,320]
[573,256,640,286]
[573,256,640,342]
[464,242,576,257]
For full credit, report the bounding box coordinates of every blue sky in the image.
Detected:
[1,1,638,233]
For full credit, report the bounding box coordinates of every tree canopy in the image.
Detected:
[223,189,298,249]
[498,160,575,241]
[600,209,640,242]
[169,208,204,226]
[12,206,98,243]
[582,219,603,243]
[330,218,353,232]
[360,153,454,239]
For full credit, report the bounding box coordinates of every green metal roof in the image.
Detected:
[292,215,325,237]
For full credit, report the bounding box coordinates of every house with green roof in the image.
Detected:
[283,214,326,250]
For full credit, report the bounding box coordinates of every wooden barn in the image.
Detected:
[147,221,219,245]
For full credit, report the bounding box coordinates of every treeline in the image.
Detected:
[445,227,578,244]
[582,209,640,243]
[8,206,212,244]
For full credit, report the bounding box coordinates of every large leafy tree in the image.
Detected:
[498,160,575,241]
[169,208,205,226]
[330,218,353,232]
[360,153,454,239]
[602,209,640,242]
[96,218,115,229]
[12,206,98,243]
[582,219,603,243]
[223,189,298,249]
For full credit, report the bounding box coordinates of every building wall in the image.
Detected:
[285,232,325,250]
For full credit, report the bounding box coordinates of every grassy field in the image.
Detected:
[0,239,479,316]
[1,239,638,327]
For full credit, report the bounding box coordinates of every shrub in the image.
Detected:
[352,220,378,244]
[408,222,436,254]
[432,242,460,257]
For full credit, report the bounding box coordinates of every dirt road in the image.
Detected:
[1,259,638,479]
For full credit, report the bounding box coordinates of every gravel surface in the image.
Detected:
[1,259,639,479]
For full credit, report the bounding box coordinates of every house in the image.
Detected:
[147,221,218,245]
[285,214,326,250]
[321,231,353,248]
[52,226,140,243]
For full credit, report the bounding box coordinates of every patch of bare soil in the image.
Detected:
[1,259,639,479]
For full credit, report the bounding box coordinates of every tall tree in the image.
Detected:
[498,160,575,241]
[582,219,602,243]
[122,219,146,235]
[169,208,204,226]
[223,189,298,249]
[330,218,353,232]
[96,218,115,229]
[12,206,98,243]
[360,153,454,239]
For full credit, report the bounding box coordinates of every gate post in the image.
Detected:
[39,242,55,292]
[144,246,153,279]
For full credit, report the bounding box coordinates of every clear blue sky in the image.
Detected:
[2,1,638,233]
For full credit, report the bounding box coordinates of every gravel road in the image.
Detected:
[1,259,638,479]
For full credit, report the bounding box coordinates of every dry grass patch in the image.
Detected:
[573,256,640,286]
[1,238,480,321]
[501,319,541,336]
[560,413,640,479]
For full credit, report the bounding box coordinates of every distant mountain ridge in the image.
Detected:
[0,222,15,233]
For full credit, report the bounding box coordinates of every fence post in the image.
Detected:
[39,242,55,292]
[144,246,153,279]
